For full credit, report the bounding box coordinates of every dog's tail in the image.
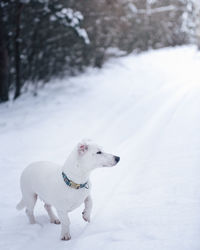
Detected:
[16,199,25,210]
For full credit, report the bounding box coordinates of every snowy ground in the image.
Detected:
[0,46,200,250]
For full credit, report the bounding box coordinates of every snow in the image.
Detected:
[0,46,200,250]
[49,8,90,44]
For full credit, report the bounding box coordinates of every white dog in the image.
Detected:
[16,141,120,240]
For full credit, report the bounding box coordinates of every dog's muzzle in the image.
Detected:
[114,156,120,164]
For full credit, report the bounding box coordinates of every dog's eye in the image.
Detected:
[96,151,102,154]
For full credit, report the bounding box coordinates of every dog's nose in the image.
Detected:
[114,156,120,163]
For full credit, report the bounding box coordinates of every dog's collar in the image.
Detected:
[62,172,89,190]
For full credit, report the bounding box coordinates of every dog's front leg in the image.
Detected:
[57,210,71,240]
[82,195,92,222]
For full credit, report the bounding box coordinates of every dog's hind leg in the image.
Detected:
[44,204,60,224]
[25,193,37,224]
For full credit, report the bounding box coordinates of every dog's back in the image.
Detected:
[17,162,61,209]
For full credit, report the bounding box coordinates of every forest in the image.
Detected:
[0,0,199,102]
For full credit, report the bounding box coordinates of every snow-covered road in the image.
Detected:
[0,47,200,250]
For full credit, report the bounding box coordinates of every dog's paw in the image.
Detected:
[51,219,61,224]
[61,233,71,241]
[82,210,90,222]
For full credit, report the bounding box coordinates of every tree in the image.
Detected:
[14,0,24,99]
[1,0,89,100]
[0,3,9,102]
[0,0,196,103]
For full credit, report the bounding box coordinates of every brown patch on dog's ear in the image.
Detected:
[78,143,88,154]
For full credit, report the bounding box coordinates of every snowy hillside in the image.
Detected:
[0,46,200,250]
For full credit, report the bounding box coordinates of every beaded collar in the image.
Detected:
[62,172,89,189]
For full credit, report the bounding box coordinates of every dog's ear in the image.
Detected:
[78,143,88,155]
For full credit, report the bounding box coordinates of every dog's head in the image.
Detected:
[76,141,120,171]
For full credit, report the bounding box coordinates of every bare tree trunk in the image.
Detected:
[195,1,200,50]
[0,43,9,102]
[14,1,23,100]
[0,8,9,102]
[145,0,151,49]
